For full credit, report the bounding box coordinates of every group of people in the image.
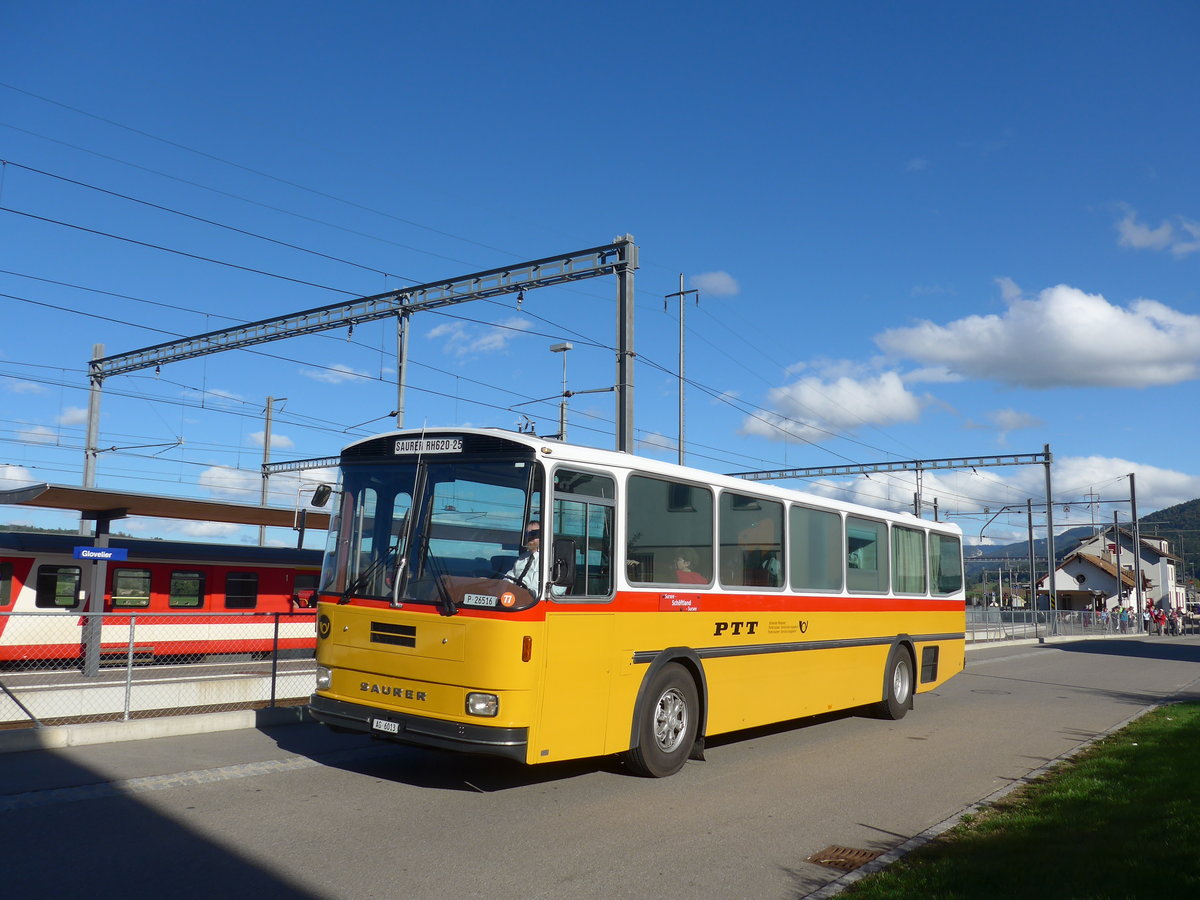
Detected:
[1142,602,1184,636]
[1099,605,1135,632]
[1092,604,1185,635]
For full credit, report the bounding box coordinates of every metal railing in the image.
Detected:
[4,608,1193,731]
[964,607,1199,642]
[0,611,316,729]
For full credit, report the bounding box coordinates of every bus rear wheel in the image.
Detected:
[874,645,914,720]
[625,663,698,778]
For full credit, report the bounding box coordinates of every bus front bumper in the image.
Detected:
[308,694,529,763]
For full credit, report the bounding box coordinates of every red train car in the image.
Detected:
[0,531,322,663]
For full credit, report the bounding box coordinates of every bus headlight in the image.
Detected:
[316,666,332,690]
[466,692,499,717]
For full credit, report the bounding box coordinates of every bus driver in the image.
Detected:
[504,521,566,597]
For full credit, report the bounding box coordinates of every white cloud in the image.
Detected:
[427,317,532,357]
[982,408,1045,446]
[250,430,296,450]
[876,283,1200,388]
[1116,209,1200,257]
[742,371,925,443]
[1116,212,1173,251]
[637,432,677,458]
[122,516,245,540]
[58,406,89,426]
[0,464,37,487]
[301,363,372,384]
[16,425,56,445]
[198,465,259,501]
[197,464,337,509]
[768,455,1200,543]
[176,520,243,538]
[6,381,47,395]
[988,408,1043,433]
[901,366,963,385]
[690,271,740,298]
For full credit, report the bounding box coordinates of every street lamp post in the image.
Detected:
[550,342,572,440]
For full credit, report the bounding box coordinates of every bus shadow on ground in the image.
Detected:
[278,711,865,793]
[291,704,889,792]
[268,723,621,792]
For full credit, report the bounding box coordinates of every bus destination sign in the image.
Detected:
[394,438,463,455]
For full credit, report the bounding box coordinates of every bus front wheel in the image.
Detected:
[625,663,698,778]
[874,645,914,720]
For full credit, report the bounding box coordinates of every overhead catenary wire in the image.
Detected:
[0,87,1023,493]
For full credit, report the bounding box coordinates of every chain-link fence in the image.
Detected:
[5,607,1191,731]
[0,611,316,729]
[965,607,1172,642]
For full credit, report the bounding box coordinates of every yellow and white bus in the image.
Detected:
[308,428,965,777]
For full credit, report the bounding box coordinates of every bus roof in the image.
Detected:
[341,427,962,535]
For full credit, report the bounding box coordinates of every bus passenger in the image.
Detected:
[674,548,707,584]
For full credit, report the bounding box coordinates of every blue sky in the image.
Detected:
[2,1,1198,548]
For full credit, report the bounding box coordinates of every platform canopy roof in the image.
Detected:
[0,483,330,531]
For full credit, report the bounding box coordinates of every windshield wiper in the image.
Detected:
[339,543,398,605]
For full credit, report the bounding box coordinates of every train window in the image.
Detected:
[930,533,964,596]
[719,491,784,588]
[626,475,713,586]
[789,506,843,592]
[35,565,82,608]
[170,570,206,608]
[112,568,152,608]
[224,571,259,609]
[0,562,12,607]
[846,517,888,593]
[892,526,927,594]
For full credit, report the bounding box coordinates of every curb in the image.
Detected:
[0,705,311,755]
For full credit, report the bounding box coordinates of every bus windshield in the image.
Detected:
[320,456,544,611]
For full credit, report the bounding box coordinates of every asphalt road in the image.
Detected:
[3,635,1199,899]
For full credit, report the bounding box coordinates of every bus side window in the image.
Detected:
[892,526,927,594]
[552,468,616,598]
[789,506,843,593]
[0,562,12,607]
[846,517,888,593]
[719,492,784,588]
[626,475,713,586]
[930,533,963,595]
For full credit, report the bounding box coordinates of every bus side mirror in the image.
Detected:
[551,538,577,588]
[311,484,332,508]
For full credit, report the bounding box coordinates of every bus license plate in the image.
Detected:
[372,718,399,734]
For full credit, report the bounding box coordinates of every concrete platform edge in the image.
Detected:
[0,705,310,755]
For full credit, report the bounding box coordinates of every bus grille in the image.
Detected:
[370,622,416,647]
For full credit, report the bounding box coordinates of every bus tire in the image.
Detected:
[873,643,916,724]
[625,662,698,778]
[874,645,914,720]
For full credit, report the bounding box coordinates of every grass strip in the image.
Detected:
[845,702,1200,898]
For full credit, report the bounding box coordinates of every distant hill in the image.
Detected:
[1141,497,1200,580]
[963,497,1200,582]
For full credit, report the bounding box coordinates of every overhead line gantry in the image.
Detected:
[81,235,639,494]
